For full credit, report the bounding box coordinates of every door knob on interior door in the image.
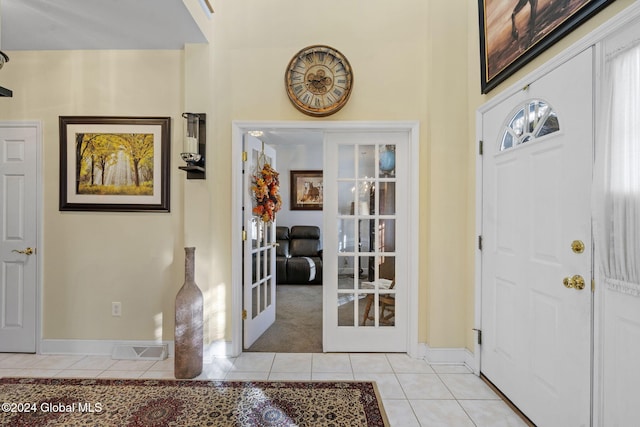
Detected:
[12,247,34,255]
[563,275,585,290]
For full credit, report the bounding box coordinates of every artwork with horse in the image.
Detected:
[482,0,588,84]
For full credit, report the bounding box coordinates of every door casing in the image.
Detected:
[231,121,420,357]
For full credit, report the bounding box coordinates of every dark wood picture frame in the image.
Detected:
[479,0,616,93]
[59,116,171,212]
[290,170,323,211]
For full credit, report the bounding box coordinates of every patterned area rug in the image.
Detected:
[0,377,388,426]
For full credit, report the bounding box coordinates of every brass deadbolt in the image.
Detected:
[571,240,585,254]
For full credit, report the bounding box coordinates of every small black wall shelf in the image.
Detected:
[0,86,13,97]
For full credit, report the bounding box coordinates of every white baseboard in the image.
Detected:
[419,343,476,372]
[203,340,234,361]
[39,339,238,361]
[39,340,474,370]
[40,339,175,357]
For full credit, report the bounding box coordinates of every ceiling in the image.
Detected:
[0,0,321,145]
[0,0,208,51]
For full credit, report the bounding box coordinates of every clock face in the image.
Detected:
[285,45,353,117]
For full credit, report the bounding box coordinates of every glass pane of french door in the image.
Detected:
[324,129,409,352]
[243,135,277,349]
[336,143,397,328]
[249,217,274,319]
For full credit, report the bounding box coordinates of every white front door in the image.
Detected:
[243,135,278,349]
[481,49,593,426]
[0,123,38,353]
[323,131,408,352]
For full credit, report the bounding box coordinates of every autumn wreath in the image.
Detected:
[251,162,282,223]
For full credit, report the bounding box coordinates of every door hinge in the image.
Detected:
[473,328,482,345]
[242,230,247,241]
[242,309,247,320]
[478,235,483,251]
[242,151,248,162]
[479,140,483,155]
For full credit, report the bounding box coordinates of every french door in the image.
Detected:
[323,131,409,352]
[242,135,277,349]
[480,49,593,426]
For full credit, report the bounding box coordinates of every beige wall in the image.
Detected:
[207,0,462,346]
[0,50,186,341]
[0,0,633,352]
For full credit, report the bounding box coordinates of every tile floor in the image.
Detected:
[0,352,529,426]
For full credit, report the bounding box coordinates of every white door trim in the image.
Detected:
[0,121,43,353]
[231,121,420,357]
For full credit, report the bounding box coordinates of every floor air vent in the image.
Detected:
[111,344,168,361]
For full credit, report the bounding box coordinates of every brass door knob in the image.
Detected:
[563,275,585,290]
[12,247,34,255]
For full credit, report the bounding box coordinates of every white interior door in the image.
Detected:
[323,131,408,352]
[0,124,38,353]
[481,49,593,426]
[243,135,277,349]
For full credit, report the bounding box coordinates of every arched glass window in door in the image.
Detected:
[500,99,560,150]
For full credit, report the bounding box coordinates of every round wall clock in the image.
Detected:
[285,45,354,117]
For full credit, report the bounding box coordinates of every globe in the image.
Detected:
[379,150,395,172]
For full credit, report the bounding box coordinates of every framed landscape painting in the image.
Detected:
[479,0,616,93]
[59,116,171,212]
[290,170,323,211]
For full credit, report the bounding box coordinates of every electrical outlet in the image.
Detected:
[112,302,122,317]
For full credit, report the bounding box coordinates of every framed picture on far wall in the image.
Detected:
[479,0,616,93]
[59,116,171,212]
[290,170,323,210]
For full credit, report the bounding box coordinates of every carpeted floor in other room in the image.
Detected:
[247,284,378,353]
[248,285,323,353]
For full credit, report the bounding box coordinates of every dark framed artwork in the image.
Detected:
[290,170,323,211]
[59,116,171,212]
[479,0,616,93]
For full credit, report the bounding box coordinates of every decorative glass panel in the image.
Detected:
[378,297,395,327]
[338,145,355,178]
[265,249,271,277]
[536,111,559,137]
[379,182,395,215]
[335,141,398,328]
[357,180,375,216]
[259,251,265,281]
[500,100,560,151]
[338,294,358,326]
[379,219,396,252]
[252,286,259,319]
[338,182,355,215]
[379,256,396,282]
[338,261,356,289]
[358,145,376,178]
[379,145,396,177]
[338,218,356,253]
[265,281,272,308]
